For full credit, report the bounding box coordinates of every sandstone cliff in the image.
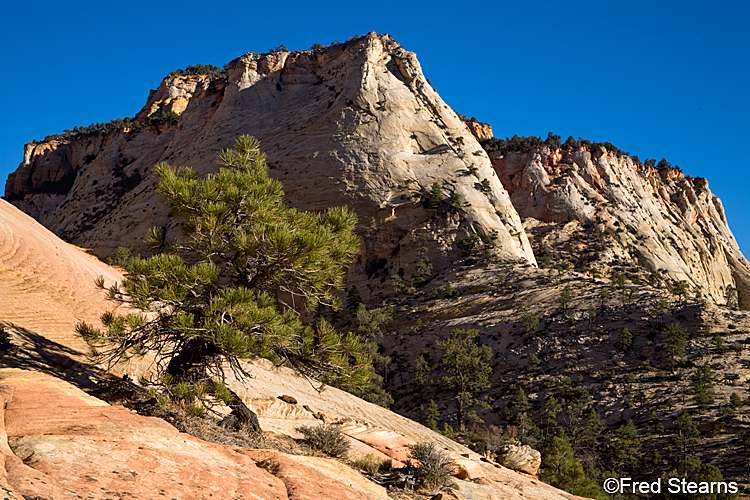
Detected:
[488,145,750,306]
[6,33,536,295]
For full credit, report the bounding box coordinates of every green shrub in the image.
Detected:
[457,234,480,256]
[478,137,507,152]
[390,273,405,292]
[171,64,226,78]
[185,401,206,417]
[148,111,180,126]
[213,380,234,405]
[407,442,455,492]
[296,423,350,458]
[544,132,562,149]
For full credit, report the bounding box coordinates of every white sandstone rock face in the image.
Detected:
[490,146,750,306]
[6,33,536,295]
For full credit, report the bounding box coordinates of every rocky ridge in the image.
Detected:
[488,145,750,306]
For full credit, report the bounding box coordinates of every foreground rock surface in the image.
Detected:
[0,199,123,346]
[0,368,387,500]
[0,368,586,500]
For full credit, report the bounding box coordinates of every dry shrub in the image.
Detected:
[296,423,350,458]
[406,442,455,492]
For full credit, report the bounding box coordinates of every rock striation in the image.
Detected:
[0,198,123,345]
[5,33,536,294]
[0,368,389,500]
[489,145,750,306]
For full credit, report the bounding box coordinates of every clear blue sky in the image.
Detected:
[2,1,748,251]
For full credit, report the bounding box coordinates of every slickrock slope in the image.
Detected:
[6,33,536,290]
[0,198,123,346]
[489,145,750,306]
[0,368,390,500]
[0,369,584,500]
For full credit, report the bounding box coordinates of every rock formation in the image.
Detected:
[5,33,536,298]
[488,145,750,306]
[0,198,123,345]
[495,444,542,475]
[5,30,750,495]
[461,118,494,140]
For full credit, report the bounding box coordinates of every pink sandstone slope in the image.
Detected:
[0,198,123,347]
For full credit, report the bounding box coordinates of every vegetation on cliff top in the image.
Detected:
[479,132,682,173]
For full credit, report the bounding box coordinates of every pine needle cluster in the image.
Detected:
[78,135,371,391]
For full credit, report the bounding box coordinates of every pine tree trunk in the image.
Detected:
[457,397,465,433]
[167,339,262,435]
[225,387,262,435]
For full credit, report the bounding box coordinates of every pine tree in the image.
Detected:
[540,432,605,499]
[351,303,394,407]
[691,363,715,409]
[413,349,432,390]
[606,420,642,473]
[78,136,371,416]
[618,327,633,351]
[528,353,540,372]
[509,387,540,444]
[428,182,443,216]
[662,322,689,372]
[521,312,540,334]
[558,285,573,312]
[670,410,702,474]
[437,328,492,432]
[418,400,440,431]
[544,395,562,436]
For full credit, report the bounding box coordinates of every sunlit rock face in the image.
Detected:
[490,145,750,306]
[5,33,535,302]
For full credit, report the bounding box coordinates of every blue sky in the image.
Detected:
[1,1,748,251]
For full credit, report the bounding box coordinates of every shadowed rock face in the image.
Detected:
[5,33,535,295]
[490,146,750,306]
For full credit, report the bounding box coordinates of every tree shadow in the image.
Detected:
[0,322,103,391]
